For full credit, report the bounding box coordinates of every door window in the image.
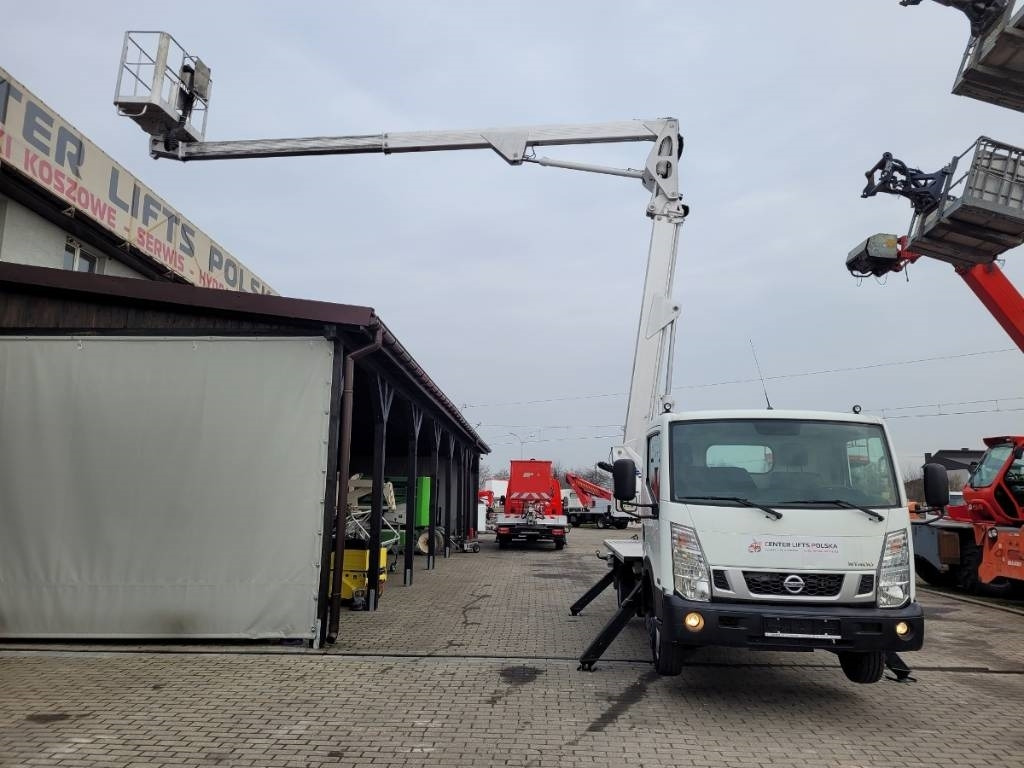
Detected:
[647,432,661,501]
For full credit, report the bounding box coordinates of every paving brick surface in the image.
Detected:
[2,525,1023,768]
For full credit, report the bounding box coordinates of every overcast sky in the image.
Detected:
[6,0,1024,474]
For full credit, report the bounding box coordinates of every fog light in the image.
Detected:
[684,612,705,632]
[895,621,909,637]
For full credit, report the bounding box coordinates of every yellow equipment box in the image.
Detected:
[333,546,389,603]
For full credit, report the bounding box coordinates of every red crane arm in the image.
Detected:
[958,262,1024,353]
[876,237,1024,354]
[564,473,613,507]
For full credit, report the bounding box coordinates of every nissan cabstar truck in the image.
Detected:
[585,409,923,684]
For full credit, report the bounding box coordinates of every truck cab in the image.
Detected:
[937,436,1024,590]
[616,408,923,684]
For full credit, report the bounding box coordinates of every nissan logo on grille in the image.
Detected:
[783,575,805,594]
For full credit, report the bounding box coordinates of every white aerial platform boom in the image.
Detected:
[115,30,688,494]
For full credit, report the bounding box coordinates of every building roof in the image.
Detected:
[924,448,985,471]
[0,262,487,452]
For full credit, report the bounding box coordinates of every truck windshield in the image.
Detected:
[669,419,900,508]
[970,444,1013,489]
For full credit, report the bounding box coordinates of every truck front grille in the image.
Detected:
[742,571,844,597]
[712,569,731,591]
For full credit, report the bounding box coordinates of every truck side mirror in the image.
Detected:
[922,463,950,508]
[612,459,637,501]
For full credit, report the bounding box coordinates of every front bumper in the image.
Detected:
[659,593,924,652]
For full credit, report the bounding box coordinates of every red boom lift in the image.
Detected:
[851,139,1024,595]
[562,472,627,529]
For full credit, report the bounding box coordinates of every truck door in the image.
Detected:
[644,430,662,570]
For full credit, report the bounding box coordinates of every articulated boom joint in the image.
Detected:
[642,121,686,219]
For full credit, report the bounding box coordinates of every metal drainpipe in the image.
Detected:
[327,326,383,644]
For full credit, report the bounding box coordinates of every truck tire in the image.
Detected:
[614,519,629,530]
[914,556,954,589]
[553,540,565,551]
[837,651,885,684]
[497,536,510,550]
[957,540,1019,597]
[648,615,684,676]
[598,516,610,529]
[568,514,579,527]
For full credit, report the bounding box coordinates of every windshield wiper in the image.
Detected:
[783,498,885,522]
[679,495,783,520]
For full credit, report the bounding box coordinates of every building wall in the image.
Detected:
[0,194,144,278]
[0,335,334,640]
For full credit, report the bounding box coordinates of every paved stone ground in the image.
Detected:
[2,525,1024,768]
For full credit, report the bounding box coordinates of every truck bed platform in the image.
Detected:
[603,538,643,562]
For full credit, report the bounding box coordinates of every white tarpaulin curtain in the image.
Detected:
[0,336,333,640]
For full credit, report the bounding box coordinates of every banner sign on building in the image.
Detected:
[0,68,274,294]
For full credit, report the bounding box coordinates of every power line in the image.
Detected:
[461,347,1017,409]
[479,423,622,429]
[489,433,622,447]
[884,409,1024,421]
[863,394,1024,419]
[870,395,1024,413]
[481,394,1024,440]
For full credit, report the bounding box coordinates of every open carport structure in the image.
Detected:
[0,262,487,647]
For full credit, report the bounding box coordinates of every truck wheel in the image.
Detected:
[837,651,885,684]
[957,540,1019,597]
[568,514,579,527]
[648,616,684,676]
[497,536,510,550]
[914,556,954,588]
[614,519,629,530]
[598,516,609,529]
[554,540,565,551]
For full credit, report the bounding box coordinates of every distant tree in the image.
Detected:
[493,468,510,480]
[479,463,495,484]
[903,466,965,503]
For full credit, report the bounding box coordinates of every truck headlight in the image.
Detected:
[671,523,711,602]
[877,529,911,608]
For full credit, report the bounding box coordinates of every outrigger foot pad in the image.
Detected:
[885,652,916,683]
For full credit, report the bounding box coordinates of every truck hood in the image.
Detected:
[684,503,895,570]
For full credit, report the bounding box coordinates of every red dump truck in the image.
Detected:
[493,460,568,550]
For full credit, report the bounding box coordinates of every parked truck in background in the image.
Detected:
[561,488,588,524]
[494,460,568,550]
[564,472,629,529]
